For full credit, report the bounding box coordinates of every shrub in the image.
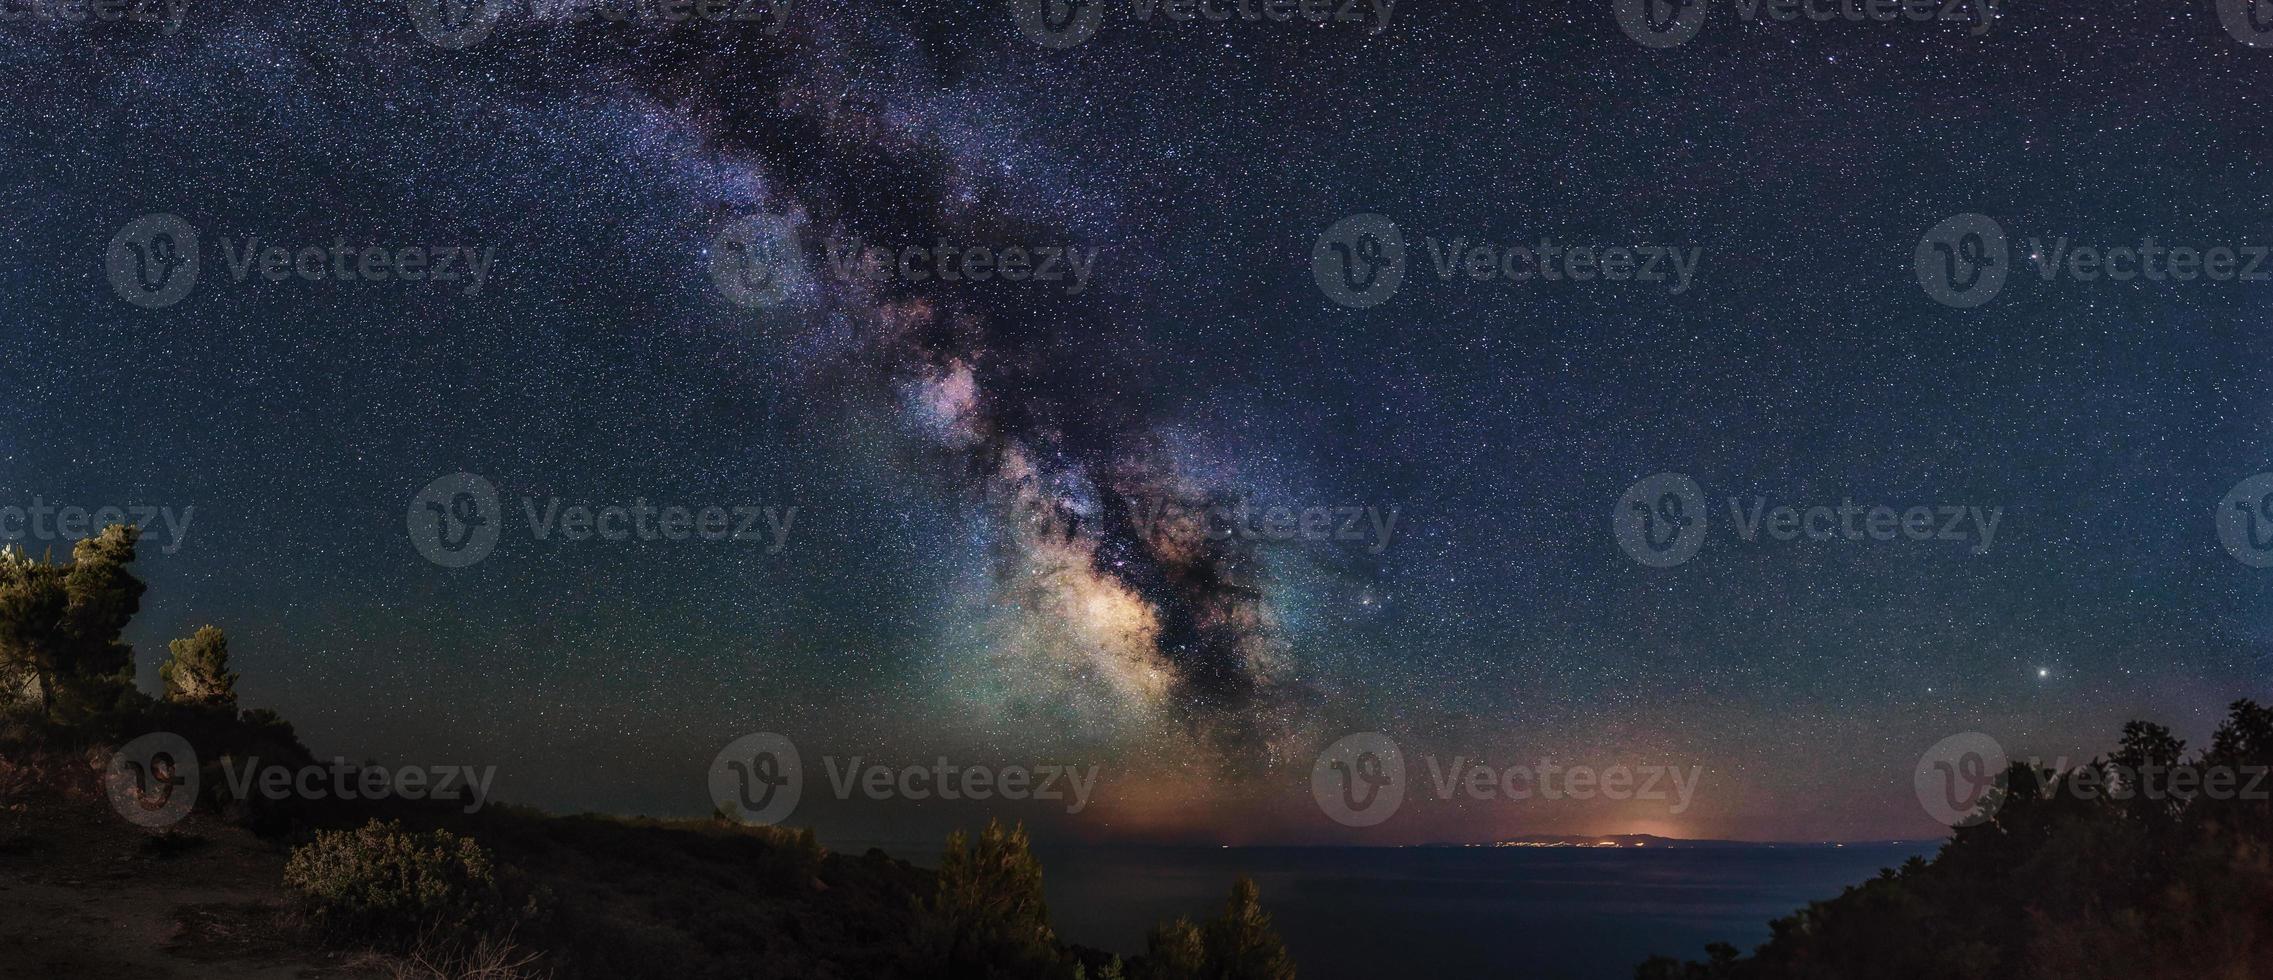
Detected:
[1131,876,1296,980]
[285,818,505,948]
[159,625,238,709]
[922,820,1071,979]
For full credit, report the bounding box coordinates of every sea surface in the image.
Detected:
[1009,842,1939,980]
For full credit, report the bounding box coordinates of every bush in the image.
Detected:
[285,818,506,948]
[1130,876,1295,980]
[922,820,1072,979]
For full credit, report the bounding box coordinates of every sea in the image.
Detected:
[1019,842,1940,980]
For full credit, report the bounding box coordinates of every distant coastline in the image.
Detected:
[1415,833,1944,849]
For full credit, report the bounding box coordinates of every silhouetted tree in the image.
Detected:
[61,524,146,696]
[0,526,148,722]
[1638,702,2273,980]
[1133,918,1206,980]
[160,625,238,709]
[924,820,1071,979]
[1201,877,1295,980]
[1132,876,1296,980]
[0,545,69,718]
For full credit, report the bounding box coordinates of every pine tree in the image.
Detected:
[1203,876,1296,980]
[1136,917,1206,980]
[161,625,238,709]
[0,525,150,721]
[62,524,146,688]
[0,545,69,717]
[1133,876,1296,980]
[928,820,1067,978]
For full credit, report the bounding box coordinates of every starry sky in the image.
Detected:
[2,0,2269,845]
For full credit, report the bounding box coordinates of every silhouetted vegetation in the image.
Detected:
[159,624,238,710]
[1128,875,1298,980]
[1639,701,2273,980]
[0,526,146,726]
[283,818,514,947]
[0,524,1298,980]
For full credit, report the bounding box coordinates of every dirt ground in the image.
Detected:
[0,793,393,980]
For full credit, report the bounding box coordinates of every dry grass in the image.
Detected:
[372,931,548,980]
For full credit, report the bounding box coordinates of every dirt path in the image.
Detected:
[0,797,392,980]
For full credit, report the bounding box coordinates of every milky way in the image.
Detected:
[3,0,2269,844]
[582,11,1309,756]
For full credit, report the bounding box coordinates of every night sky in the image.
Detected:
[2,0,2269,845]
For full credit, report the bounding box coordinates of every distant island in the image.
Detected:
[1420,834,1937,850]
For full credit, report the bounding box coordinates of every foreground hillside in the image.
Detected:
[1639,702,2273,980]
[0,743,938,979]
[0,757,388,980]
[0,525,1296,980]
